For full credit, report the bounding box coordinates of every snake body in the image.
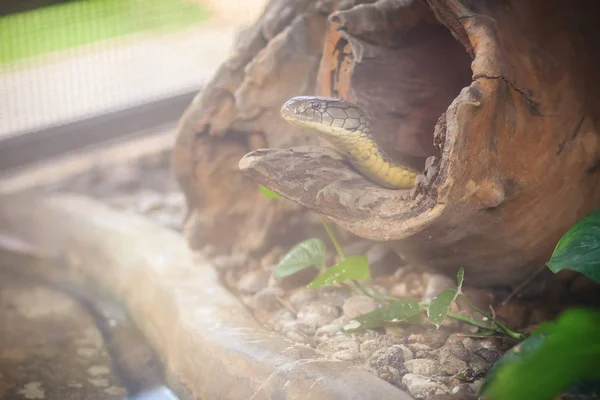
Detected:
[280,96,418,189]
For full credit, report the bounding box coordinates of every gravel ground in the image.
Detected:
[39,145,598,400]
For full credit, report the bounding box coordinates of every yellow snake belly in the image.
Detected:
[280,96,418,189]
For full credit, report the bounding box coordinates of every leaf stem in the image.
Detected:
[320,216,345,259]
[460,293,526,341]
[351,279,372,297]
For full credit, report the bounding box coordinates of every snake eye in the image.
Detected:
[311,102,321,110]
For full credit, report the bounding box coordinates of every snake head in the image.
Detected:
[280,96,368,140]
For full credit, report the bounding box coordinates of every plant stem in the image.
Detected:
[351,279,372,297]
[320,216,345,259]
[460,293,526,341]
[446,311,498,331]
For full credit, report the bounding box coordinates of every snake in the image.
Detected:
[280,96,418,189]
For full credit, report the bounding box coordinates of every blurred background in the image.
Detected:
[0,0,267,172]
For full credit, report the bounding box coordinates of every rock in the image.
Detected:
[342,295,377,319]
[456,288,495,325]
[211,252,248,271]
[236,269,271,294]
[436,340,470,376]
[440,355,468,376]
[269,266,318,290]
[365,243,402,276]
[421,274,456,302]
[368,345,408,370]
[316,335,360,357]
[260,246,286,268]
[281,320,317,337]
[374,365,405,388]
[266,309,296,332]
[331,349,361,361]
[409,343,433,359]
[384,325,406,337]
[161,191,185,210]
[136,191,164,214]
[314,323,343,342]
[460,338,481,353]
[450,382,479,400]
[296,302,340,327]
[390,269,428,299]
[464,354,491,381]
[408,333,426,344]
[359,335,405,360]
[285,330,314,346]
[289,288,319,309]
[251,287,284,311]
[439,340,470,362]
[404,359,442,377]
[402,374,450,399]
[318,286,353,308]
[495,300,531,330]
[421,329,451,349]
[474,348,501,365]
[331,315,352,327]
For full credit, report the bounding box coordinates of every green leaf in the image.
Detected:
[456,267,465,288]
[547,209,600,283]
[342,299,420,333]
[427,288,458,328]
[481,308,600,400]
[425,268,464,328]
[274,238,326,279]
[307,255,370,289]
[259,184,281,199]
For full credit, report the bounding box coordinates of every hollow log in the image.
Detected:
[175,0,600,286]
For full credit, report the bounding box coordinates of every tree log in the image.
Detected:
[176,0,600,286]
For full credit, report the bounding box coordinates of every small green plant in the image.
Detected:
[480,209,600,400]
[260,185,600,400]
[260,184,524,339]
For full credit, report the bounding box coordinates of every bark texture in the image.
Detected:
[176,0,600,285]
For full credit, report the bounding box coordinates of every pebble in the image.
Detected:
[136,191,164,214]
[474,347,501,364]
[314,323,343,342]
[439,340,470,362]
[316,334,360,356]
[404,359,442,377]
[236,269,271,294]
[281,320,317,337]
[402,374,450,399]
[296,302,340,327]
[342,296,377,319]
[451,382,480,400]
[331,349,362,361]
[286,330,314,346]
[318,287,353,308]
[270,267,318,291]
[289,289,319,309]
[373,365,404,388]
[495,300,531,330]
[421,274,456,302]
[368,345,408,370]
[359,335,405,360]
[440,354,468,376]
[251,287,284,311]
[465,354,491,381]
[266,309,296,332]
